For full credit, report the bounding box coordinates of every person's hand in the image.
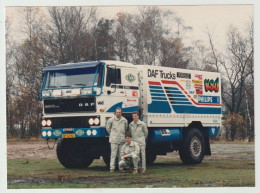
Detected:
[123,155,128,159]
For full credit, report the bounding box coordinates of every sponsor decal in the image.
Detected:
[125,73,136,83]
[186,80,191,90]
[147,69,176,80]
[63,128,74,132]
[127,99,137,102]
[198,95,220,104]
[195,74,203,80]
[194,84,203,94]
[177,72,191,79]
[180,79,186,82]
[53,130,61,136]
[189,91,195,94]
[79,102,95,107]
[45,104,59,109]
[97,101,104,105]
[161,129,170,136]
[204,78,219,92]
[76,129,84,136]
[192,80,202,84]
[211,128,215,134]
[132,90,138,97]
[193,95,197,99]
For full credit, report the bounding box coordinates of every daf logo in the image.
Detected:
[79,103,95,107]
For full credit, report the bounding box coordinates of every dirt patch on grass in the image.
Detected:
[7,140,254,161]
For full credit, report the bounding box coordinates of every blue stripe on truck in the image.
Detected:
[106,102,139,113]
[148,101,172,113]
[172,105,221,114]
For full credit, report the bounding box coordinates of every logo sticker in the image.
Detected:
[76,129,84,136]
[53,130,61,136]
[195,74,203,80]
[132,90,138,97]
[204,78,219,92]
[125,73,136,83]
[177,72,191,79]
[192,80,202,84]
[198,95,220,104]
[194,84,203,94]
[186,80,191,90]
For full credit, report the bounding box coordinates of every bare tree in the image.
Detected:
[46,7,97,64]
[6,16,17,138]
[208,23,254,141]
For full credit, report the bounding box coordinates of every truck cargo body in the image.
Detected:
[40,61,221,168]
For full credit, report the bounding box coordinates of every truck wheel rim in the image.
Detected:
[190,137,201,157]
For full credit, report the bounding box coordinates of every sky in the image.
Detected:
[5,5,253,50]
[98,5,253,49]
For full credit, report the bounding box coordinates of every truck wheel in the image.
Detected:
[57,139,94,168]
[146,152,157,165]
[102,154,110,167]
[179,128,205,164]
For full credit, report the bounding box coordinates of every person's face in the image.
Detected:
[126,136,131,144]
[132,113,139,122]
[115,109,122,118]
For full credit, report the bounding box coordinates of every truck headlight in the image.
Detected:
[47,131,52,137]
[94,118,100,125]
[87,130,91,136]
[92,129,97,136]
[42,120,47,126]
[82,88,92,95]
[72,88,81,95]
[42,131,47,137]
[52,90,62,96]
[46,120,52,126]
[88,118,94,125]
[42,90,50,97]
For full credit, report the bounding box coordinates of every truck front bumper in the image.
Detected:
[41,127,108,139]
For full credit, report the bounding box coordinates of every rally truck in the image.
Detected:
[41,60,221,168]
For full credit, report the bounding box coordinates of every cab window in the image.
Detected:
[106,67,121,86]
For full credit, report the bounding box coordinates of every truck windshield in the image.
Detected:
[44,66,103,89]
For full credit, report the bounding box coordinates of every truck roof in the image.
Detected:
[137,65,221,75]
[42,60,135,71]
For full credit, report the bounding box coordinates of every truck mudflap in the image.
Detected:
[208,126,220,136]
[41,127,108,139]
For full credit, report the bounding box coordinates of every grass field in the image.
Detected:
[7,157,255,188]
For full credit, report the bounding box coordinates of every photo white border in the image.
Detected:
[0,0,259,193]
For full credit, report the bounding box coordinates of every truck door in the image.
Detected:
[105,66,139,119]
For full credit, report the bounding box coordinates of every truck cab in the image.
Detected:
[41,61,139,168]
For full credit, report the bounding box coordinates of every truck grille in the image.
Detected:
[44,97,96,113]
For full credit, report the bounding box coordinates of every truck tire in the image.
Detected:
[102,154,110,167]
[57,139,94,168]
[146,152,157,165]
[179,128,205,164]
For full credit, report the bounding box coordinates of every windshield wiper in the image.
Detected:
[73,83,86,86]
[59,85,71,87]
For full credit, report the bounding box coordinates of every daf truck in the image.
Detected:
[40,60,221,168]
